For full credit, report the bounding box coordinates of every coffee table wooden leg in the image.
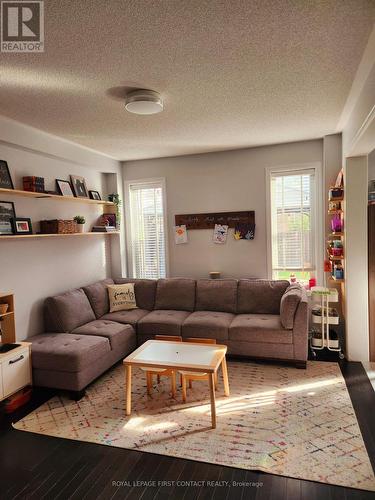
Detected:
[171,371,177,398]
[222,356,230,397]
[125,365,132,415]
[146,371,152,395]
[209,372,216,429]
[182,374,187,403]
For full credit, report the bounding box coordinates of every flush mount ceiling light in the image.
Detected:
[125,89,163,115]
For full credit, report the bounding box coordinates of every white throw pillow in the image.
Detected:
[107,284,137,312]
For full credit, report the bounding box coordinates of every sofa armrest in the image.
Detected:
[292,289,308,362]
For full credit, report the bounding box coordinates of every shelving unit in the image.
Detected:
[326,187,345,284]
[0,186,118,240]
[310,287,344,358]
[0,293,15,345]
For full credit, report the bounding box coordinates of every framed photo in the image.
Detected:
[89,190,101,200]
[0,160,14,189]
[102,213,116,227]
[12,217,33,235]
[0,201,16,235]
[56,179,74,197]
[70,175,89,198]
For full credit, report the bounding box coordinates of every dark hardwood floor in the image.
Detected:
[1,357,374,500]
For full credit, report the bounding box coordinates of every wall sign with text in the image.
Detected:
[175,211,255,230]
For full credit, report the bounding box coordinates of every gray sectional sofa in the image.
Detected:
[30,278,308,397]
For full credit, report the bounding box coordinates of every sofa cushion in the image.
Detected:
[280,284,303,329]
[195,279,237,313]
[229,314,292,344]
[101,308,150,327]
[182,311,234,340]
[114,278,156,310]
[137,310,190,336]
[72,320,136,351]
[44,289,96,332]
[31,333,110,372]
[237,280,289,314]
[83,279,114,318]
[155,278,196,312]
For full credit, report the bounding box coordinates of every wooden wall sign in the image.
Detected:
[175,211,255,229]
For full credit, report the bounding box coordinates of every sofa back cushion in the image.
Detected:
[195,279,238,313]
[280,284,303,329]
[44,288,96,332]
[114,278,156,310]
[237,279,289,314]
[155,278,196,312]
[83,278,114,318]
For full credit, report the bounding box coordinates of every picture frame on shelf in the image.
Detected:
[0,201,16,235]
[12,217,33,235]
[56,179,74,197]
[70,175,89,198]
[102,213,116,227]
[0,160,14,190]
[89,190,101,200]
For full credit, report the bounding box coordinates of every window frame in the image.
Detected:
[265,162,323,284]
[124,177,169,279]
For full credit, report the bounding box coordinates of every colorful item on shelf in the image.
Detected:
[333,264,344,280]
[331,248,343,257]
[324,260,332,273]
[328,187,343,199]
[328,200,341,212]
[101,213,116,227]
[11,217,33,235]
[23,176,45,193]
[331,215,342,232]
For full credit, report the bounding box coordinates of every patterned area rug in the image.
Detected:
[14,361,375,491]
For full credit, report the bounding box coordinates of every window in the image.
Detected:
[269,169,316,283]
[127,180,167,279]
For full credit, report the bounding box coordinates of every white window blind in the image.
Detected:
[128,181,166,279]
[270,169,316,281]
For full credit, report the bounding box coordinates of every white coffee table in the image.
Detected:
[123,340,230,428]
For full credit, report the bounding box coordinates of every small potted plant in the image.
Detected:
[74,215,86,233]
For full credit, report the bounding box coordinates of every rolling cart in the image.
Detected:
[310,286,344,359]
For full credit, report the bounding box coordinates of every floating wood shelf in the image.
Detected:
[0,187,115,206]
[328,196,344,202]
[328,232,344,237]
[329,255,344,261]
[0,311,13,318]
[0,232,120,240]
[330,276,345,283]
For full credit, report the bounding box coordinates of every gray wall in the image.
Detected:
[0,117,122,340]
[123,140,323,279]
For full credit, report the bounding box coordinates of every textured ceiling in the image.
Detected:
[0,0,374,161]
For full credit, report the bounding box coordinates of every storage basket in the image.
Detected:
[40,219,77,234]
